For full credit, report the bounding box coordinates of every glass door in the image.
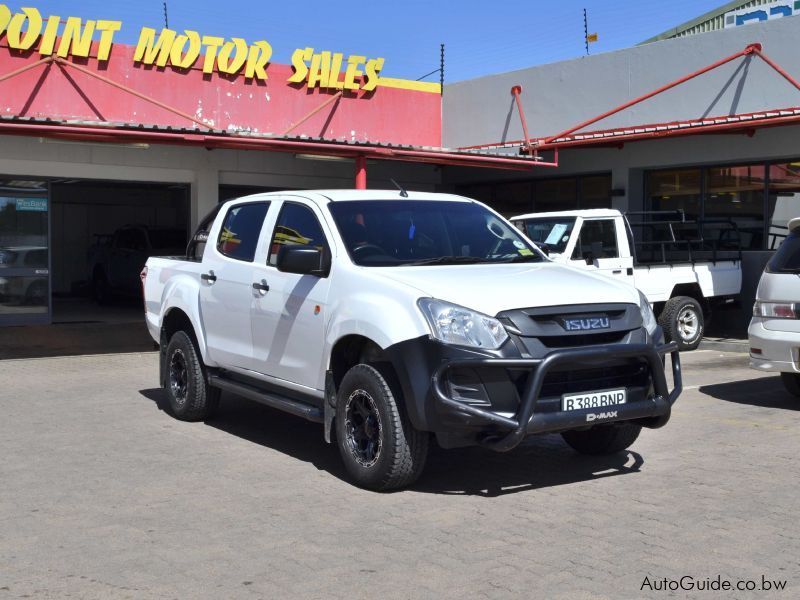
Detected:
[0,183,50,325]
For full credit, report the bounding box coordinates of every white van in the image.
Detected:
[749,217,800,398]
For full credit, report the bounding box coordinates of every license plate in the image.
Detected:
[562,388,627,411]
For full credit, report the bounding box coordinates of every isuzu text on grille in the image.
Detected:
[563,317,610,331]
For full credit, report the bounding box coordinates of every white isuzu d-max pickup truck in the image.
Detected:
[143,190,681,490]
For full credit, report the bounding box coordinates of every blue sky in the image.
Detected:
[16,0,727,82]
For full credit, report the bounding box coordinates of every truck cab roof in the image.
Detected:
[230,189,474,205]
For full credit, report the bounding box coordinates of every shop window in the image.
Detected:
[579,175,612,209]
[217,202,270,261]
[268,203,329,266]
[766,162,800,250]
[705,164,765,251]
[647,169,702,218]
[534,178,577,212]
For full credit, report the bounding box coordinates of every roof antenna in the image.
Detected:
[390,178,408,198]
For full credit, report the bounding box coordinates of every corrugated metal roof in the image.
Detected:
[536,106,800,148]
[0,114,548,170]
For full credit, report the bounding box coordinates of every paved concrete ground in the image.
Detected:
[1,350,798,599]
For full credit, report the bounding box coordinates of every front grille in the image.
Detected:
[510,362,650,399]
[542,363,650,397]
[537,331,627,348]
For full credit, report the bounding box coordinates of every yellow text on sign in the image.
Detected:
[0,4,121,60]
[134,27,273,79]
[288,47,384,92]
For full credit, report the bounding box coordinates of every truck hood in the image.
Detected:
[373,262,640,316]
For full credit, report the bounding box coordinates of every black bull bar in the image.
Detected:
[431,342,682,452]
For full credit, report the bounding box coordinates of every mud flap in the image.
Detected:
[324,370,336,444]
[159,329,168,388]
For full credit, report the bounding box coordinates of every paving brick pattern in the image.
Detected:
[0,350,798,599]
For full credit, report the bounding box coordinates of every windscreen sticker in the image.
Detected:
[518,248,534,256]
[545,223,568,245]
[513,240,526,249]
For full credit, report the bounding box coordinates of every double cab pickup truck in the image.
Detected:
[143,190,681,490]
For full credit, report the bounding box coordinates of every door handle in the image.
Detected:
[252,280,270,293]
[201,271,216,284]
[612,269,622,274]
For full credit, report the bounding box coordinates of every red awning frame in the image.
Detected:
[0,54,558,178]
[459,43,800,153]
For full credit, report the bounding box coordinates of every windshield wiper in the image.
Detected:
[492,254,542,263]
[399,256,489,266]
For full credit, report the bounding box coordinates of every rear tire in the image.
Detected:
[659,295,704,351]
[780,372,800,398]
[561,423,641,455]
[164,331,219,421]
[335,363,428,491]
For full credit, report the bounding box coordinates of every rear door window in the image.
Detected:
[768,231,800,273]
[217,202,270,262]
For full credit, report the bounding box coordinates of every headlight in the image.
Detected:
[418,298,509,349]
[753,301,797,319]
[638,291,658,336]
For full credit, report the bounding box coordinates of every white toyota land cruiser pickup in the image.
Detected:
[143,190,681,490]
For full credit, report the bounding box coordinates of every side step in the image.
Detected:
[208,374,324,423]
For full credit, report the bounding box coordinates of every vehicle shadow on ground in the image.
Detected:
[140,388,645,496]
[699,375,800,411]
[418,443,643,497]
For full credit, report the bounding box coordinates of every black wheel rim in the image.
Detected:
[169,349,188,406]
[344,389,382,468]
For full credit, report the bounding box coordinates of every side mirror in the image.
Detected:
[276,245,329,276]
[533,242,550,256]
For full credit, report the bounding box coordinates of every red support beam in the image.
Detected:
[0,55,54,84]
[510,85,534,156]
[540,44,764,146]
[459,43,800,153]
[282,91,343,136]
[355,155,367,188]
[53,57,212,130]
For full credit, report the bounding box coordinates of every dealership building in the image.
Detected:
[1,1,799,338]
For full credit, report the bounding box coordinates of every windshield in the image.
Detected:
[519,217,577,254]
[767,230,800,274]
[329,200,544,267]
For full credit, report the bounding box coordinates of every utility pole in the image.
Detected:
[163,2,169,29]
[440,43,445,96]
[583,8,589,56]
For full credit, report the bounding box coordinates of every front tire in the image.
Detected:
[165,331,219,421]
[335,364,428,491]
[780,372,800,398]
[561,423,641,455]
[659,295,704,351]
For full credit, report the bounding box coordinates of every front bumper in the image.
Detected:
[429,342,681,452]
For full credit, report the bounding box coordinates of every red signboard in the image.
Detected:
[0,41,442,147]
